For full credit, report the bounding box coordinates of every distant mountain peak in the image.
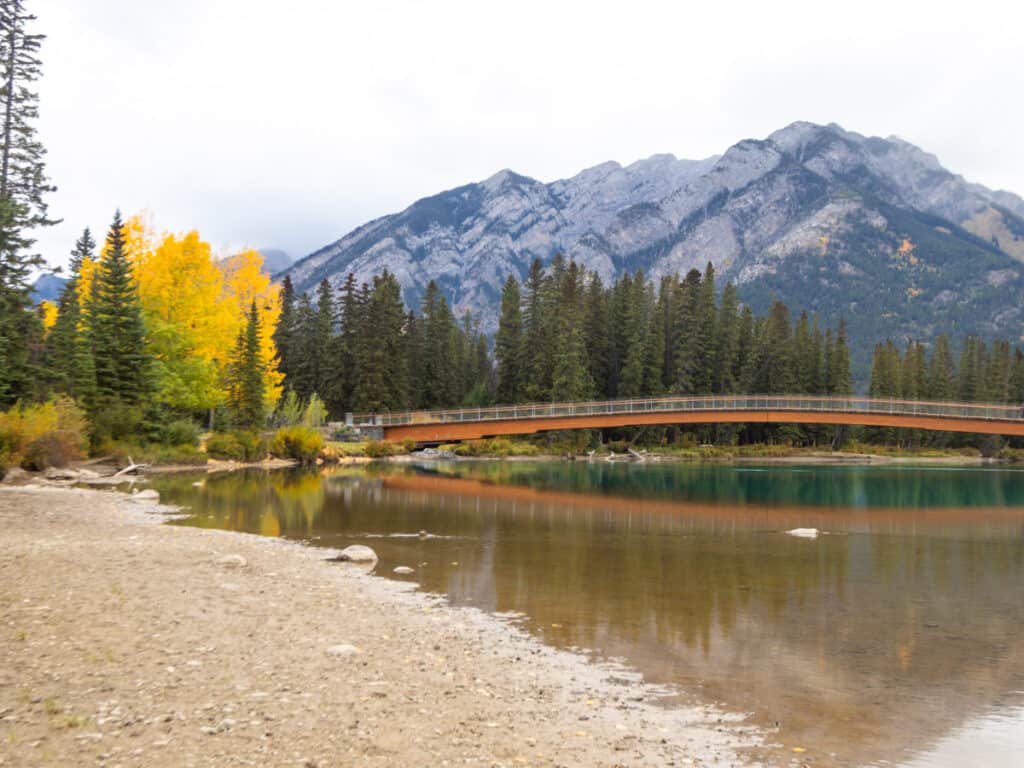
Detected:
[279,122,1024,379]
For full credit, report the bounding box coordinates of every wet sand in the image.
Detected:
[0,485,761,767]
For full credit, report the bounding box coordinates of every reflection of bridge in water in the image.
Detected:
[352,394,1024,443]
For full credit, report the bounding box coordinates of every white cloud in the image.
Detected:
[32,0,1024,270]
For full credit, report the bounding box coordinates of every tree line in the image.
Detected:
[273,273,492,417]
[866,335,1024,448]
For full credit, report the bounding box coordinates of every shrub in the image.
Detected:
[270,426,323,463]
[401,438,417,453]
[275,390,302,427]
[158,419,201,447]
[205,432,243,460]
[234,431,267,461]
[302,394,328,428]
[206,431,269,461]
[89,400,145,446]
[22,430,83,470]
[364,440,401,459]
[0,397,89,470]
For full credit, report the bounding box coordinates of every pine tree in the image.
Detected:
[89,211,149,405]
[928,335,956,400]
[312,278,335,397]
[495,274,523,403]
[713,283,740,394]
[582,272,609,396]
[672,269,702,394]
[1010,348,1024,404]
[290,292,316,401]
[417,280,457,408]
[227,300,266,427]
[0,1,55,404]
[549,260,592,401]
[830,320,852,396]
[520,259,552,401]
[46,228,96,404]
[352,271,407,411]
[326,272,360,416]
[272,274,297,386]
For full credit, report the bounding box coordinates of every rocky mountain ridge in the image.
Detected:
[280,122,1024,375]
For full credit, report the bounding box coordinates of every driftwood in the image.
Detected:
[627,448,646,462]
[112,456,151,478]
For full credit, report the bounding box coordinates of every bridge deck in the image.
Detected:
[351,395,1024,443]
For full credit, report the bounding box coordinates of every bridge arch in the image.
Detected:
[351,395,1024,444]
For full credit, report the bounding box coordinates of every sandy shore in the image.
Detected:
[0,485,762,767]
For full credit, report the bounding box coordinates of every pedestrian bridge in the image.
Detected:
[351,395,1024,444]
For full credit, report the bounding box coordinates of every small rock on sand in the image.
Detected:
[217,554,247,568]
[393,566,415,575]
[337,545,378,564]
[785,528,819,539]
[325,644,361,658]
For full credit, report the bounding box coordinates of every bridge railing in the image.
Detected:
[351,395,1024,428]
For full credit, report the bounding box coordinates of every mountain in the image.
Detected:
[257,248,293,276]
[31,273,68,303]
[280,122,1024,377]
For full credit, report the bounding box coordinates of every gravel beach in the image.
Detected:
[0,485,761,767]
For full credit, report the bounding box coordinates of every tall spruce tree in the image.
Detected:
[89,211,149,405]
[417,280,457,408]
[227,300,266,428]
[47,228,96,404]
[0,1,55,404]
[272,274,296,386]
[495,274,523,403]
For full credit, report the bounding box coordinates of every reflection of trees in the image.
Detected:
[160,470,325,537]
[447,461,1024,509]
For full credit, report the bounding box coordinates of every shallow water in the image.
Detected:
[156,462,1024,767]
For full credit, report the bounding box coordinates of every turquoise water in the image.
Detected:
[156,462,1024,767]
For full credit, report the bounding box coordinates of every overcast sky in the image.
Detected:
[34,0,1024,271]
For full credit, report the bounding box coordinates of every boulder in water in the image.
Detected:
[337,545,378,564]
[393,566,415,575]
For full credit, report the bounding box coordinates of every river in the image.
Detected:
[154,461,1024,767]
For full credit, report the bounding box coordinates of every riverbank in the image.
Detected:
[0,485,761,767]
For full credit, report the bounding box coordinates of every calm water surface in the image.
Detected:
[155,462,1024,767]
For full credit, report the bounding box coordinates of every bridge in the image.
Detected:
[351,395,1024,444]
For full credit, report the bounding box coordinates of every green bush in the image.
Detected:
[158,419,201,447]
[89,399,144,445]
[364,440,401,459]
[206,431,268,461]
[234,431,267,461]
[205,432,243,460]
[270,426,323,463]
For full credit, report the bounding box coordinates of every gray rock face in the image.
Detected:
[281,121,1024,377]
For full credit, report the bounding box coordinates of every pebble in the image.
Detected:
[218,554,247,568]
[393,566,415,575]
[325,644,361,658]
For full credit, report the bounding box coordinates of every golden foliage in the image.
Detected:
[39,300,57,333]
[92,212,283,413]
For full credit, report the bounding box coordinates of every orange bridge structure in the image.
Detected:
[350,395,1024,444]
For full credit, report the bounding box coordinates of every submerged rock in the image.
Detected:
[131,489,160,502]
[785,528,819,539]
[393,566,415,575]
[337,545,378,564]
